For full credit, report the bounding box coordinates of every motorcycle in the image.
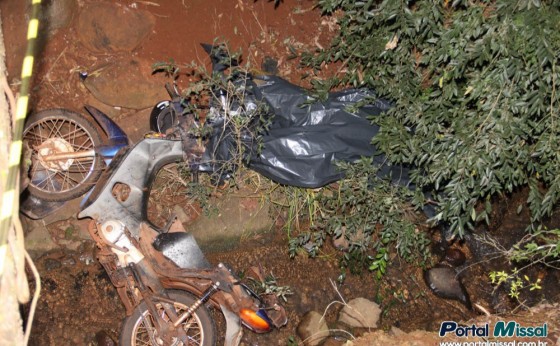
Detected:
[22,57,288,344]
[77,134,287,345]
[22,106,129,201]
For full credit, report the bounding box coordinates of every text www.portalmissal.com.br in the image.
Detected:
[439,341,549,346]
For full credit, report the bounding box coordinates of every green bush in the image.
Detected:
[286,158,431,279]
[303,0,560,237]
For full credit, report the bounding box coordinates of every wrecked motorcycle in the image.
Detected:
[23,95,288,344]
[77,133,287,345]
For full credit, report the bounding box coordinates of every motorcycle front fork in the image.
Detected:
[127,262,218,345]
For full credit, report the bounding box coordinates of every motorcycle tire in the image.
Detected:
[22,109,104,202]
[150,100,177,134]
[120,290,217,346]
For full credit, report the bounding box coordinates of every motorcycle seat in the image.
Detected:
[152,232,211,270]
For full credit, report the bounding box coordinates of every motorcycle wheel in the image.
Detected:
[120,290,216,346]
[22,109,104,202]
[150,100,177,134]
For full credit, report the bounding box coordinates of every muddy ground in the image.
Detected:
[2,0,559,345]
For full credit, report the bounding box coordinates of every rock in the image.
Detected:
[44,258,62,271]
[41,0,77,34]
[331,227,366,251]
[61,256,76,266]
[423,264,472,310]
[297,311,330,346]
[338,298,381,329]
[83,58,169,110]
[58,239,82,251]
[78,241,96,265]
[332,235,349,250]
[332,227,349,250]
[188,194,274,251]
[23,218,59,256]
[77,3,155,54]
[390,326,406,336]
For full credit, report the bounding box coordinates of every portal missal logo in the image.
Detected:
[439,321,548,338]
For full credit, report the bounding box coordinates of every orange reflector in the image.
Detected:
[240,308,271,332]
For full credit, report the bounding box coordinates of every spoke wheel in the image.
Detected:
[120,290,216,346]
[22,109,104,201]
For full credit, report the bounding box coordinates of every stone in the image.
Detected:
[338,297,381,329]
[187,194,274,251]
[423,265,472,310]
[41,0,77,34]
[77,241,96,265]
[61,256,76,266]
[332,226,349,250]
[83,58,169,110]
[77,2,155,54]
[58,239,82,252]
[297,311,330,346]
[390,326,406,336]
[331,227,366,251]
[44,258,62,271]
[23,218,59,257]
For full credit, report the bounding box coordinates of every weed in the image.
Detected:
[247,272,293,302]
[154,42,272,188]
[64,226,75,239]
[486,227,558,301]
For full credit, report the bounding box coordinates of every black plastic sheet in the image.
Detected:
[247,75,403,188]
[195,74,419,192]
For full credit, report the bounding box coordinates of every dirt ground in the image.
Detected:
[2,0,560,345]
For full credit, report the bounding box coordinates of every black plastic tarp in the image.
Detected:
[247,75,405,188]
[197,74,416,189]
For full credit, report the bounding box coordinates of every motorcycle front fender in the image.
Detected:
[85,105,129,147]
[221,304,243,346]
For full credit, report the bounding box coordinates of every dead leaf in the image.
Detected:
[385,35,399,50]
